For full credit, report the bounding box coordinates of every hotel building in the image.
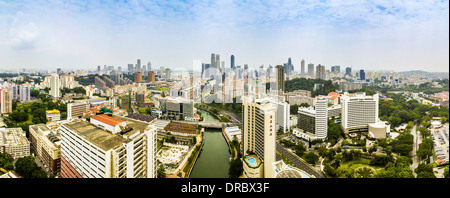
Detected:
[242,97,277,178]
[341,92,379,133]
[60,114,157,178]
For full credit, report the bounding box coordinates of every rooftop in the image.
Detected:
[63,115,151,151]
[91,114,125,126]
[164,121,197,134]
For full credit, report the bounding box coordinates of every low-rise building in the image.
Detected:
[46,109,61,122]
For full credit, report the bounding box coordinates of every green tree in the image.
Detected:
[415,163,436,178]
[304,152,319,165]
[229,158,243,178]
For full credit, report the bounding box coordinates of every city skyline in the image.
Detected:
[0,0,449,72]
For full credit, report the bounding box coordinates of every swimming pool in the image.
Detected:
[247,157,257,167]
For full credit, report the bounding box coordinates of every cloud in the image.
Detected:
[2,11,40,50]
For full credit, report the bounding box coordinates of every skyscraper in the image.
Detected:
[231,55,235,69]
[308,63,314,77]
[50,73,60,98]
[316,64,325,80]
[345,67,352,77]
[242,97,277,178]
[136,59,141,73]
[359,69,365,80]
[276,65,285,94]
[301,59,305,75]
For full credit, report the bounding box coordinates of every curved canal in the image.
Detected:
[189,109,231,178]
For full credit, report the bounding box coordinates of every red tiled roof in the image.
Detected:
[91,114,125,126]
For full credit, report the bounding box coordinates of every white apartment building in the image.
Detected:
[294,97,328,141]
[341,92,379,133]
[60,115,157,178]
[50,73,60,98]
[242,97,277,178]
[0,128,30,159]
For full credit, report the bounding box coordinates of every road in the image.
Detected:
[276,142,325,178]
[410,124,421,177]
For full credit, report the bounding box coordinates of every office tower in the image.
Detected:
[67,102,90,121]
[204,64,210,78]
[165,68,171,79]
[19,84,30,102]
[97,66,101,72]
[331,66,340,74]
[28,123,61,175]
[301,59,305,75]
[201,63,205,78]
[104,65,108,73]
[128,64,134,74]
[216,54,220,71]
[316,64,325,80]
[345,67,352,77]
[148,71,155,84]
[341,92,378,133]
[60,115,157,178]
[0,88,12,114]
[50,73,60,98]
[242,97,277,178]
[211,53,216,73]
[221,61,225,74]
[359,69,365,80]
[134,72,143,83]
[276,65,285,94]
[231,55,235,69]
[308,63,314,77]
[117,66,122,73]
[147,62,151,72]
[57,68,62,75]
[136,59,141,73]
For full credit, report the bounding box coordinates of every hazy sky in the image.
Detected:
[0,0,449,72]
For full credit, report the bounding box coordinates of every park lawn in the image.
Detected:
[338,158,385,176]
[156,87,169,92]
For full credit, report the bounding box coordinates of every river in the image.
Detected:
[189,109,231,178]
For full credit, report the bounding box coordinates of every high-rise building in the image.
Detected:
[136,59,141,73]
[211,53,216,74]
[257,98,290,133]
[345,67,352,77]
[29,123,61,175]
[0,128,30,159]
[276,65,285,94]
[134,72,142,83]
[19,84,30,102]
[231,55,235,69]
[148,71,155,84]
[331,66,340,74]
[316,64,325,80]
[308,63,314,77]
[359,70,366,80]
[341,92,378,133]
[296,97,328,140]
[50,73,60,98]
[128,64,134,74]
[301,59,305,75]
[242,97,277,178]
[0,88,12,114]
[67,102,90,121]
[60,115,157,178]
